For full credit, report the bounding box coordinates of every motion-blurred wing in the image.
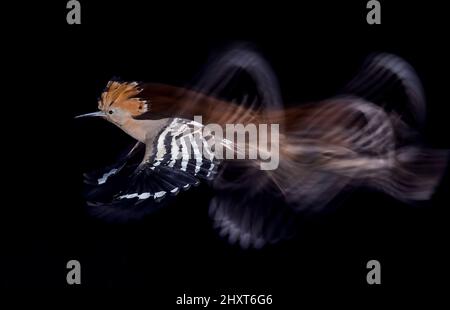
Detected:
[188,45,296,248]
[341,53,426,128]
[209,166,297,249]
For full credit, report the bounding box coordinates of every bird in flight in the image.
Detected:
[77,46,447,248]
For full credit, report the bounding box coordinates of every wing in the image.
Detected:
[83,141,145,186]
[340,53,426,128]
[208,166,298,249]
[186,44,297,248]
[85,118,220,221]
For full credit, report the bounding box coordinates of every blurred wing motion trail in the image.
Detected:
[82,45,448,248]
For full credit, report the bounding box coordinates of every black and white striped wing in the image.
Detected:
[86,118,220,220]
[150,118,219,180]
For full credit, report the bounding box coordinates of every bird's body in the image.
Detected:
[77,47,448,248]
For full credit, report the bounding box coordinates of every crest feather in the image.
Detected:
[98,80,149,115]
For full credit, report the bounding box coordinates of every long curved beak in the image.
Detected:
[74,111,105,119]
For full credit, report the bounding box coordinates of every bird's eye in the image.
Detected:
[108,110,114,115]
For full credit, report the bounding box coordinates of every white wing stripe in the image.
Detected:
[154,119,177,165]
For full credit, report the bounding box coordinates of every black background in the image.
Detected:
[2,0,449,302]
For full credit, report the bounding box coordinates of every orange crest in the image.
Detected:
[98,80,149,116]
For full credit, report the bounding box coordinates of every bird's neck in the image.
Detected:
[120,118,170,143]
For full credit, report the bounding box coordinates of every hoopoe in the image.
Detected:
[77,47,448,248]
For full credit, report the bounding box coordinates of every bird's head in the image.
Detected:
[76,80,149,126]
